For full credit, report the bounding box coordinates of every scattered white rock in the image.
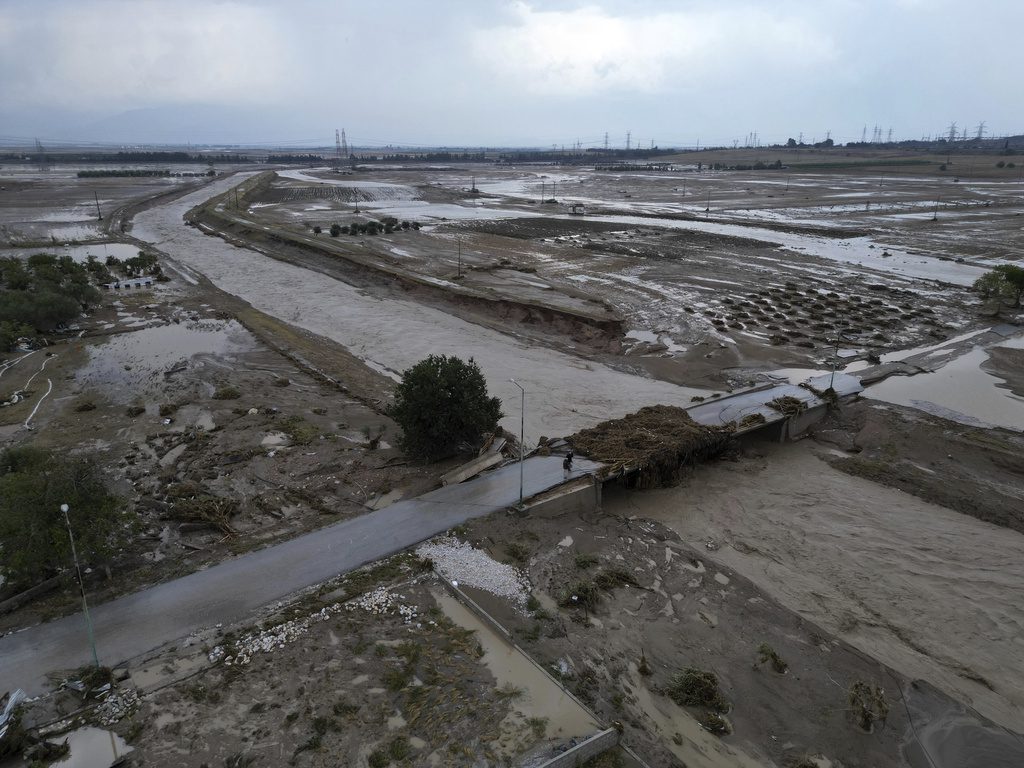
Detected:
[346,586,418,623]
[417,536,530,606]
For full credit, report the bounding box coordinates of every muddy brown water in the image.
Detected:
[48,727,132,768]
[867,342,1024,430]
[615,442,1024,733]
[431,589,599,748]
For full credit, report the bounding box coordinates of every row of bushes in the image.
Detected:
[315,217,422,237]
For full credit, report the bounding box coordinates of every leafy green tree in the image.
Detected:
[329,223,342,237]
[994,264,1024,306]
[0,447,127,587]
[387,355,503,460]
[974,264,1024,312]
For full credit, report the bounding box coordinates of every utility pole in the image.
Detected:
[62,503,100,669]
[457,238,462,278]
[540,181,545,203]
[510,379,526,508]
[829,329,844,391]
[93,192,102,221]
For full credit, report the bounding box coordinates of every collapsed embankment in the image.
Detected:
[185,173,625,350]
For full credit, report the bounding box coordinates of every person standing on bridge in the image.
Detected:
[563,449,574,476]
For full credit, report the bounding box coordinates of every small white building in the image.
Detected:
[104,276,154,291]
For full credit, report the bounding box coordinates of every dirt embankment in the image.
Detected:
[983,345,1024,398]
[186,176,626,350]
[814,399,1024,535]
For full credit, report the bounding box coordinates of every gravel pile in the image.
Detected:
[417,536,530,606]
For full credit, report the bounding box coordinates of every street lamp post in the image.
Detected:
[61,503,100,669]
[510,379,525,508]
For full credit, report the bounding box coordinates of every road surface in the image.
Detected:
[0,456,599,696]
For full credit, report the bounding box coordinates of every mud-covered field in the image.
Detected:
[2,156,1023,767]
[235,163,1007,392]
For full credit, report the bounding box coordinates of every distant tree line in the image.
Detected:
[0,151,252,165]
[266,153,328,163]
[76,169,214,178]
[377,152,487,162]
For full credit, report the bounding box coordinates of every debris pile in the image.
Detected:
[417,536,530,606]
[767,395,806,417]
[737,413,767,429]
[569,405,735,489]
[94,687,141,726]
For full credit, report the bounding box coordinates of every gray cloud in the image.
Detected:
[1,0,1020,146]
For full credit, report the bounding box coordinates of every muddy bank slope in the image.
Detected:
[186,173,625,348]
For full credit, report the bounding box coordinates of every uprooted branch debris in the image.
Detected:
[569,405,734,489]
[165,482,239,535]
[767,395,806,417]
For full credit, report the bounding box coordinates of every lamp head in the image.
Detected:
[60,504,69,513]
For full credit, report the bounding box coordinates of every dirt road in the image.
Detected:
[605,441,1024,733]
[132,177,712,443]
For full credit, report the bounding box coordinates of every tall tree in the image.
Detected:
[388,355,502,460]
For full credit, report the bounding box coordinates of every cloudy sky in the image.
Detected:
[1,0,1020,148]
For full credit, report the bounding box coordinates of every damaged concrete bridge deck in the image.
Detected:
[687,372,864,436]
[0,456,601,697]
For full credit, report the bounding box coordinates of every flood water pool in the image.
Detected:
[867,343,1024,430]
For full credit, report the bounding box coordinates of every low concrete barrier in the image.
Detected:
[535,728,620,768]
[523,476,602,518]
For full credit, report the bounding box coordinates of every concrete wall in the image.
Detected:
[525,476,601,518]
[535,729,620,768]
[783,403,829,440]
